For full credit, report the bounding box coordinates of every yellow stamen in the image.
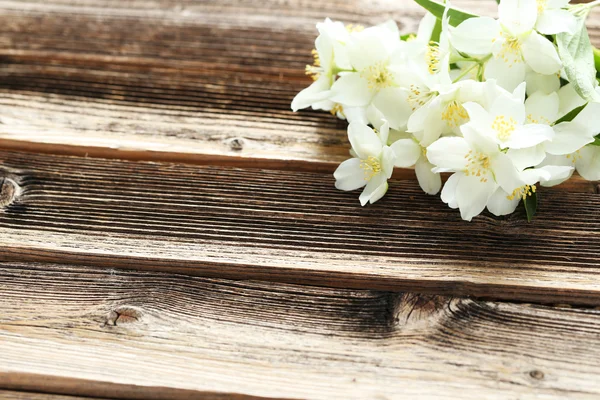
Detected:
[464,150,491,182]
[360,156,382,180]
[507,185,537,201]
[426,42,442,75]
[492,115,517,141]
[442,100,469,128]
[408,84,435,111]
[330,103,345,117]
[361,61,394,91]
[536,0,547,13]
[345,24,364,33]
[305,49,322,81]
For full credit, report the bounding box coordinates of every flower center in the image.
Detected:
[345,24,364,33]
[360,156,382,180]
[565,150,582,164]
[536,0,547,13]
[305,49,322,81]
[442,100,469,128]
[495,32,523,67]
[407,84,435,111]
[361,61,394,91]
[426,42,442,75]
[492,115,517,141]
[330,103,345,117]
[526,114,551,124]
[507,184,536,201]
[464,150,491,182]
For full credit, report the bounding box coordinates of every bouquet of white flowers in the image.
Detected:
[292,0,600,221]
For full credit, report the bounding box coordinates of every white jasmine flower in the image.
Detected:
[427,125,524,221]
[408,80,487,147]
[461,83,555,151]
[329,21,413,130]
[451,0,562,92]
[291,19,353,112]
[334,121,396,205]
[535,0,577,35]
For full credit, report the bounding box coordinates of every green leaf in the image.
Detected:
[400,33,416,41]
[413,0,479,27]
[553,103,587,124]
[557,16,600,102]
[591,134,600,146]
[593,46,600,78]
[430,17,443,43]
[523,192,538,223]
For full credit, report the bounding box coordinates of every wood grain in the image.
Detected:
[2,261,600,399]
[0,390,109,400]
[0,0,590,173]
[1,150,600,305]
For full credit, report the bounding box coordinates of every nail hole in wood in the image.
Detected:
[529,370,544,380]
[229,137,244,151]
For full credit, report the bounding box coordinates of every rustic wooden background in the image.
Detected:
[1,1,600,399]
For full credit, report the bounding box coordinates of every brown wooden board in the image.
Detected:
[1,150,600,305]
[2,262,600,399]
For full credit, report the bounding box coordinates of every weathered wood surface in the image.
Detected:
[0,0,593,173]
[1,150,600,305]
[0,391,109,400]
[2,262,600,400]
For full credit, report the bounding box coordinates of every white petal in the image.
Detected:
[490,93,527,124]
[548,0,570,7]
[330,73,372,107]
[576,146,600,181]
[461,123,499,155]
[415,157,442,195]
[451,17,499,56]
[417,12,437,43]
[491,152,524,193]
[557,83,587,119]
[344,106,369,124]
[525,91,559,123]
[499,0,537,34]
[486,187,521,216]
[503,124,554,149]
[462,102,494,131]
[359,173,388,206]
[372,88,412,130]
[291,76,332,111]
[485,55,527,93]
[381,146,396,179]
[378,120,390,146]
[507,145,547,171]
[536,9,577,35]
[525,70,560,96]
[536,165,575,187]
[334,158,367,191]
[455,174,497,221]
[390,139,421,168]
[572,101,600,137]
[407,101,430,133]
[426,137,470,172]
[441,173,461,209]
[545,121,595,155]
[348,121,383,159]
[522,31,562,75]
[347,32,389,72]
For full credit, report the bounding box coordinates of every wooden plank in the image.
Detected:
[0,0,587,172]
[2,261,600,399]
[0,390,110,400]
[1,150,600,305]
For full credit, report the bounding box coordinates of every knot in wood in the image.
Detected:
[0,177,19,207]
[105,306,143,326]
[529,370,544,380]
[228,137,244,151]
